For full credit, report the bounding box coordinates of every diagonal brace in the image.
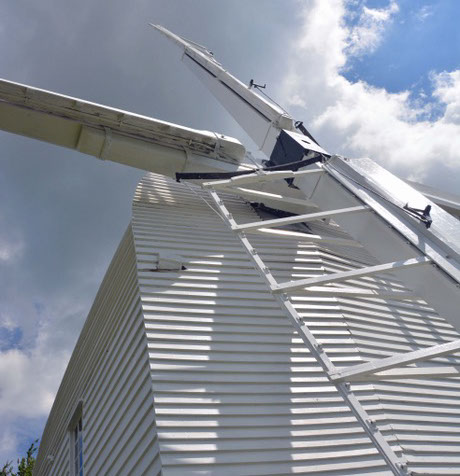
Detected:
[232,205,369,232]
[202,168,324,189]
[271,256,431,294]
[329,339,460,382]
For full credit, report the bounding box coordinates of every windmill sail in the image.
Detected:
[154,25,460,334]
[0,78,247,175]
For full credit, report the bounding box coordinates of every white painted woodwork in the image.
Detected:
[232,205,370,232]
[0,78,247,176]
[330,339,460,382]
[150,25,298,158]
[34,228,162,476]
[35,174,460,475]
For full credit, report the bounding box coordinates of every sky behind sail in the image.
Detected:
[0,0,459,463]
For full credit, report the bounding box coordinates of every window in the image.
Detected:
[69,401,84,476]
[72,416,83,476]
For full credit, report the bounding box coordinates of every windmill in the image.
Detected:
[1,25,460,475]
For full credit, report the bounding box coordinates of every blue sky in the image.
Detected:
[0,0,459,465]
[346,1,460,99]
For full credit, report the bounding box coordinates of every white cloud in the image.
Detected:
[347,1,399,56]
[0,296,86,461]
[280,0,460,182]
[432,70,460,125]
[0,349,56,418]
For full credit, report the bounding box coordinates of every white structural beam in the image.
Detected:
[272,256,431,294]
[297,286,416,300]
[0,78,248,177]
[219,186,318,209]
[345,366,460,381]
[232,205,369,232]
[253,228,363,247]
[202,168,324,189]
[330,339,460,382]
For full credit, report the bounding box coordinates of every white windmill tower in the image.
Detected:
[0,26,460,475]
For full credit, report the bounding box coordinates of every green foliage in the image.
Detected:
[0,440,38,476]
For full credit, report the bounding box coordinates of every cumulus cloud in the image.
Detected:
[347,1,399,56]
[280,0,460,182]
[0,287,89,461]
[0,349,57,418]
[432,70,460,125]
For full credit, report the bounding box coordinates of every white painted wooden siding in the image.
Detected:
[132,174,392,475]
[132,173,460,475]
[36,172,460,475]
[35,228,162,476]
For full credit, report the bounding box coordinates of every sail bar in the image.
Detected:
[219,186,317,208]
[345,366,460,381]
[330,339,460,382]
[202,168,324,188]
[254,228,362,247]
[272,256,431,294]
[152,24,297,157]
[232,205,369,232]
[297,286,416,300]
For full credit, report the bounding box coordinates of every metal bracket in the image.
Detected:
[99,127,113,161]
[403,203,432,228]
[248,79,266,89]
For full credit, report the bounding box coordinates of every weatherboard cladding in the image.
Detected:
[35,228,162,476]
[132,174,377,475]
[35,172,460,475]
[132,173,460,475]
